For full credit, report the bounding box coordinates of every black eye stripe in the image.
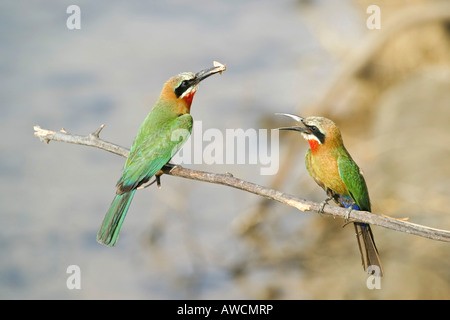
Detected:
[174,79,193,98]
[306,125,325,143]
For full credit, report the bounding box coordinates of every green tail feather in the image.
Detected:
[97,190,136,246]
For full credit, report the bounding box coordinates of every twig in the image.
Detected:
[33,125,128,157]
[33,125,450,242]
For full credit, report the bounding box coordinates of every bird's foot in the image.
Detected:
[318,196,334,215]
[164,163,181,173]
[136,170,164,190]
[344,204,356,223]
[137,178,158,190]
[155,174,162,189]
[138,164,181,191]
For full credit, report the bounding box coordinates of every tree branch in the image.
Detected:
[33,124,450,243]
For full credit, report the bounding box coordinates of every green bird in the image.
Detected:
[97,62,226,246]
[277,113,383,276]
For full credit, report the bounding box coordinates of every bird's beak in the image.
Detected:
[275,113,309,133]
[194,61,226,85]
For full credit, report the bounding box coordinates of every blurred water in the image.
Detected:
[0,0,360,299]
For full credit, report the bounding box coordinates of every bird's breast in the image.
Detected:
[308,151,349,196]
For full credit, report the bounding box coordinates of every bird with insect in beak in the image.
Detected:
[276,113,383,276]
[97,62,226,247]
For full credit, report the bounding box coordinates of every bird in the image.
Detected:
[276,113,383,276]
[97,62,226,246]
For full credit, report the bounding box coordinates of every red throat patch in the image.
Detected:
[182,91,196,108]
[308,139,319,153]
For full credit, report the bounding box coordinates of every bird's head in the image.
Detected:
[161,62,226,113]
[276,113,343,152]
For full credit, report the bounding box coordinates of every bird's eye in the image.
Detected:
[175,80,191,97]
[307,125,325,143]
[180,80,189,89]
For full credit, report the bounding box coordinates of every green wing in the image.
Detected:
[118,113,193,192]
[337,154,371,211]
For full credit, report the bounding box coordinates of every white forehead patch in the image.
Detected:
[178,72,195,81]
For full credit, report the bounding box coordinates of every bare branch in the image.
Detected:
[34,125,128,157]
[33,125,450,243]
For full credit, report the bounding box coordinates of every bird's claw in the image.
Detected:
[155,175,162,189]
[137,178,157,190]
[344,205,355,223]
[164,163,180,173]
[318,196,334,215]
[168,164,180,173]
